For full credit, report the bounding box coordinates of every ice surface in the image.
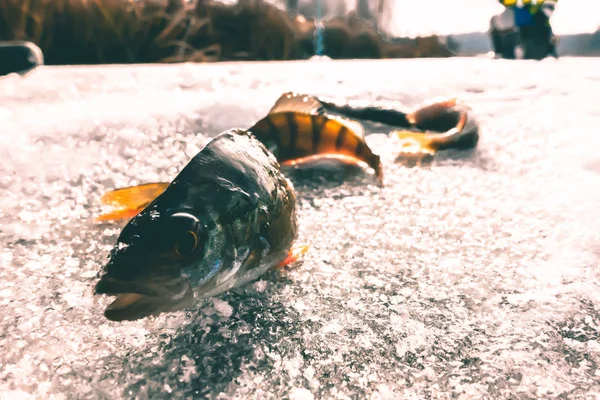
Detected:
[1,58,600,399]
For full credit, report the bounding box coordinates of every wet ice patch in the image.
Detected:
[289,387,314,400]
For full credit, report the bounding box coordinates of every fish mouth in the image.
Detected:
[94,275,194,322]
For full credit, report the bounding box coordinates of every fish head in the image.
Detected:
[94,200,215,322]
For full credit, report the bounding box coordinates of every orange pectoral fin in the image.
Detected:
[97,182,170,222]
[281,153,369,168]
[100,182,170,207]
[281,153,375,176]
[277,243,310,268]
[96,207,147,222]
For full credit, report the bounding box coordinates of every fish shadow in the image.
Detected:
[79,216,305,398]
[391,145,496,172]
[282,163,380,194]
[99,276,304,398]
[433,147,498,172]
[393,147,478,169]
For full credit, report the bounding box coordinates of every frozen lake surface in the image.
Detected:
[1,58,600,399]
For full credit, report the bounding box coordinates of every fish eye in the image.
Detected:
[174,230,198,257]
[169,212,202,258]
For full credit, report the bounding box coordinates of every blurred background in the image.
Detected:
[272,0,600,36]
[0,0,599,67]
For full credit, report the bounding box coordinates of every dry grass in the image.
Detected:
[0,0,453,65]
[0,0,220,64]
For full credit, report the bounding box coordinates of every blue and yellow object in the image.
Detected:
[497,0,558,27]
[498,0,558,13]
[514,7,534,26]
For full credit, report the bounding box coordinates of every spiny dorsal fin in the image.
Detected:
[328,115,366,139]
[268,92,367,138]
[100,182,170,207]
[268,92,325,115]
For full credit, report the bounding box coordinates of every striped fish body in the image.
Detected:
[264,92,480,158]
[249,111,382,182]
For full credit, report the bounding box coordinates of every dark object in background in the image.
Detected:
[0,41,44,76]
[490,22,519,59]
[286,0,298,14]
[489,7,558,60]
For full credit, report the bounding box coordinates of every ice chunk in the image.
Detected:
[213,298,233,318]
[289,387,314,400]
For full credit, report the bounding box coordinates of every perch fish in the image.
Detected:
[316,95,480,158]
[96,93,385,223]
[388,97,480,158]
[248,92,384,184]
[94,129,307,321]
[93,93,480,321]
